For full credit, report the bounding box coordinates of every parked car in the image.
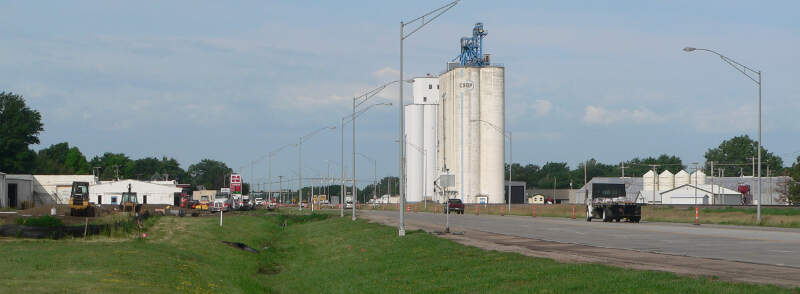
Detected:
[444,199,464,214]
[344,200,353,209]
[255,198,264,206]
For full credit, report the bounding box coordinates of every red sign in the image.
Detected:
[230,174,242,184]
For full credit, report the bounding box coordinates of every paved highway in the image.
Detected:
[364,210,800,268]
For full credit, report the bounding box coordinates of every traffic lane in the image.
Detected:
[365,210,800,268]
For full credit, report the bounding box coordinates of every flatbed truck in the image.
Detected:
[586,183,643,223]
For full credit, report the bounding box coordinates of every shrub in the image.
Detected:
[16,215,65,227]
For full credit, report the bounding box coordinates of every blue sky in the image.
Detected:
[1,1,798,185]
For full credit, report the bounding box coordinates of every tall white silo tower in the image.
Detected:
[438,70,505,203]
[404,76,439,203]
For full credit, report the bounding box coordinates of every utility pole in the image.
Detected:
[710,161,714,205]
[620,162,626,178]
[693,162,699,206]
[279,176,283,204]
[649,165,659,203]
[553,177,556,204]
[584,161,588,203]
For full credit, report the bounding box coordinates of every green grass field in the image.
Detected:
[0,210,797,293]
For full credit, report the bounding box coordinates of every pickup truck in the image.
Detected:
[444,199,464,214]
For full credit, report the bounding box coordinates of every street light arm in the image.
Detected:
[357,152,376,163]
[402,0,460,39]
[300,125,337,143]
[686,47,760,84]
[343,102,392,125]
[354,80,404,108]
[470,119,508,138]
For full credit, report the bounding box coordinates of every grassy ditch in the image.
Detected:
[1,210,797,293]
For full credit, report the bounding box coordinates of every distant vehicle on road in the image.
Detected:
[255,198,264,206]
[445,199,464,214]
[210,192,231,212]
[586,183,642,223]
[344,196,353,209]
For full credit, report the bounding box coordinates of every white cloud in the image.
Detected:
[372,67,400,80]
[583,105,664,125]
[531,99,553,116]
[690,104,756,134]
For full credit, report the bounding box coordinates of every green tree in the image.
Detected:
[571,159,618,187]
[507,163,541,188]
[624,154,684,176]
[187,159,232,190]
[64,147,90,173]
[0,92,43,173]
[535,162,571,189]
[129,157,187,182]
[89,153,134,180]
[704,135,782,176]
[35,142,90,174]
[783,156,800,205]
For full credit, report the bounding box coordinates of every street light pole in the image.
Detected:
[297,126,337,212]
[684,46,763,222]
[357,153,378,205]
[298,136,302,211]
[341,102,393,218]
[341,117,346,217]
[399,0,460,237]
[352,95,357,221]
[508,132,512,211]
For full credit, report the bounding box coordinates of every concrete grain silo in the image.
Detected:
[674,170,690,187]
[690,170,706,185]
[404,76,440,203]
[438,65,505,204]
[659,170,675,191]
[643,170,657,191]
[404,104,424,202]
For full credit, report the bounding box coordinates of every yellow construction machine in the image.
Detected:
[69,181,96,217]
[120,184,141,213]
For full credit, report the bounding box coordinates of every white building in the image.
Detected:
[404,75,439,203]
[660,184,742,205]
[89,179,181,205]
[0,173,98,208]
[438,64,505,203]
[33,175,98,204]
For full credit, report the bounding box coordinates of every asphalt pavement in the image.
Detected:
[364,210,800,268]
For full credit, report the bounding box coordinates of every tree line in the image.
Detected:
[1,91,798,204]
[0,92,234,190]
